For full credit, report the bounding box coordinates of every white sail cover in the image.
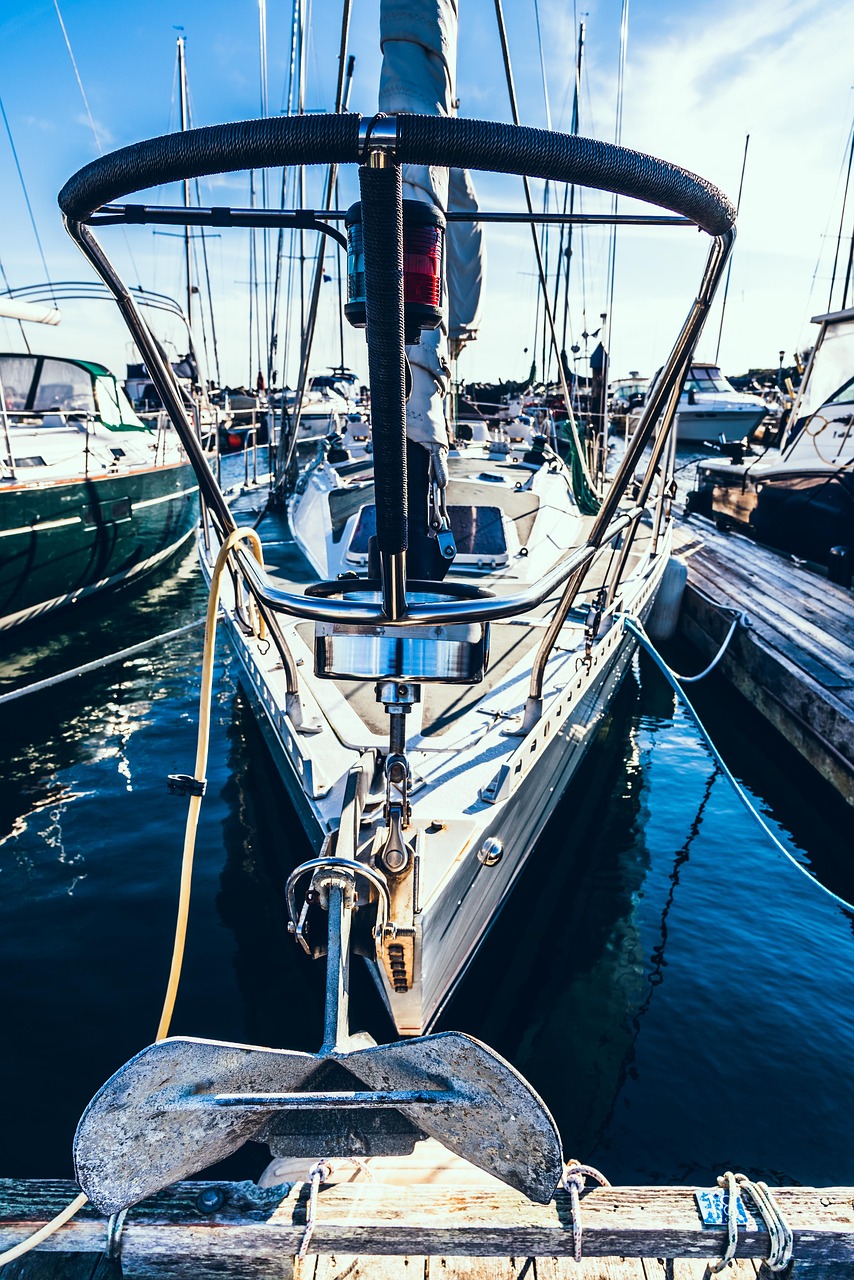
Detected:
[0,298,61,325]
[379,0,484,454]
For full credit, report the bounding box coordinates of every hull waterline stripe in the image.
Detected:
[133,484,199,509]
[0,516,80,538]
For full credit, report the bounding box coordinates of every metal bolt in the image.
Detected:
[196,1186,226,1214]
[477,837,503,867]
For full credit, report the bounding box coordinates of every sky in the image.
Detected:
[0,0,852,391]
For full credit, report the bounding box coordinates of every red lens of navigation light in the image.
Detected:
[403,226,443,308]
[345,198,445,344]
[401,203,445,341]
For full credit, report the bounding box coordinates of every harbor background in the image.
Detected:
[1,454,852,1189]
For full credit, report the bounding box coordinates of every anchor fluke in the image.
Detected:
[73,1031,563,1213]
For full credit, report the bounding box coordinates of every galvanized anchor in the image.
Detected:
[74,869,564,1214]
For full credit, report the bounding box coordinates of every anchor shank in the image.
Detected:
[322,881,352,1054]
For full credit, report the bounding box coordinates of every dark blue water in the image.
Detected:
[1,475,853,1188]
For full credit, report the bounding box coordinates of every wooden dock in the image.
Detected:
[3,1179,854,1278]
[672,515,854,805]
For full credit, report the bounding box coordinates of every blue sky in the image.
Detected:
[1,0,852,387]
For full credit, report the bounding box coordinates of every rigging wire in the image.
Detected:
[269,0,302,389]
[828,117,854,312]
[0,96,57,304]
[278,0,354,490]
[713,134,750,365]
[52,0,143,287]
[0,254,31,352]
[491,0,600,500]
[800,101,854,338]
[604,0,629,371]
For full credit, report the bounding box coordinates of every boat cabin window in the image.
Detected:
[1,356,38,412]
[797,319,854,418]
[685,366,731,394]
[346,503,508,564]
[32,359,96,415]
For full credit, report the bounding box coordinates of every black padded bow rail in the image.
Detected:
[59,112,735,238]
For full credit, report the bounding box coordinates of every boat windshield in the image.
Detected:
[797,315,854,417]
[685,366,732,394]
[1,354,97,417]
[94,375,146,429]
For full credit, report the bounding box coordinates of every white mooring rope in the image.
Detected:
[625,614,854,917]
[709,1171,793,1273]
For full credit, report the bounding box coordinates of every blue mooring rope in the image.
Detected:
[624,615,854,917]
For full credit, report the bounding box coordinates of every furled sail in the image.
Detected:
[379,0,484,463]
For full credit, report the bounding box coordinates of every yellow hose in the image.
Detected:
[155,527,264,1041]
[0,528,263,1266]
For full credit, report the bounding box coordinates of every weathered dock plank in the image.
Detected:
[673,516,854,803]
[2,1180,854,1278]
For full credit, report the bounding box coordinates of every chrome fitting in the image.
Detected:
[358,113,399,160]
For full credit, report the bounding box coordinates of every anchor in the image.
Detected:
[74,853,564,1215]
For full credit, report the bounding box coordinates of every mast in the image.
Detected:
[176,36,192,335]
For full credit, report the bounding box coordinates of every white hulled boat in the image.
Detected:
[57,0,738,1215]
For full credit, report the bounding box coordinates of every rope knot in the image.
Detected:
[560,1160,611,1262]
[297,1160,332,1261]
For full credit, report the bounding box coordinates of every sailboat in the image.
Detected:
[55,0,736,1216]
[0,301,199,631]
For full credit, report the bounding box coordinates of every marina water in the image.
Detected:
[1,458,852,1188]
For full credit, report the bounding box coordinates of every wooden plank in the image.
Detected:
[3,1181,854,1275]
[679,585,854,801]
[681,548,854,672]
[687,555,854,679]
[674,522,854,653]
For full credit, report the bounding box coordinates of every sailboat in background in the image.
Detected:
[0,300,198,631]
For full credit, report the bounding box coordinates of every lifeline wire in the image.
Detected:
[0,618,207,707]
[0,530,263,1265]
[626,615,854,916]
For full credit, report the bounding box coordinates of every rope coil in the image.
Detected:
[560,1160,611,1262]
[709,1171,793,1273]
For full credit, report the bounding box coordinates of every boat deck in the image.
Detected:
[673,513,854,803]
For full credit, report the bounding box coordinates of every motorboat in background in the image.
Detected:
[631,361,768,444]
[688,307,854,569]
[0,350,198,630]
[609,373,649,419]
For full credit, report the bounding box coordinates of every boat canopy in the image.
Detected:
[0,354,145,429]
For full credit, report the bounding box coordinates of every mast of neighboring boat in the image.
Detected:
[492,0,600,498]
[828,115,854,311]
[277,0,354,494]
[552,20,584,380]
[713,133,750,364]
[176,37,193,337]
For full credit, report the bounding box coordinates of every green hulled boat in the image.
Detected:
[0,353,199,630]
